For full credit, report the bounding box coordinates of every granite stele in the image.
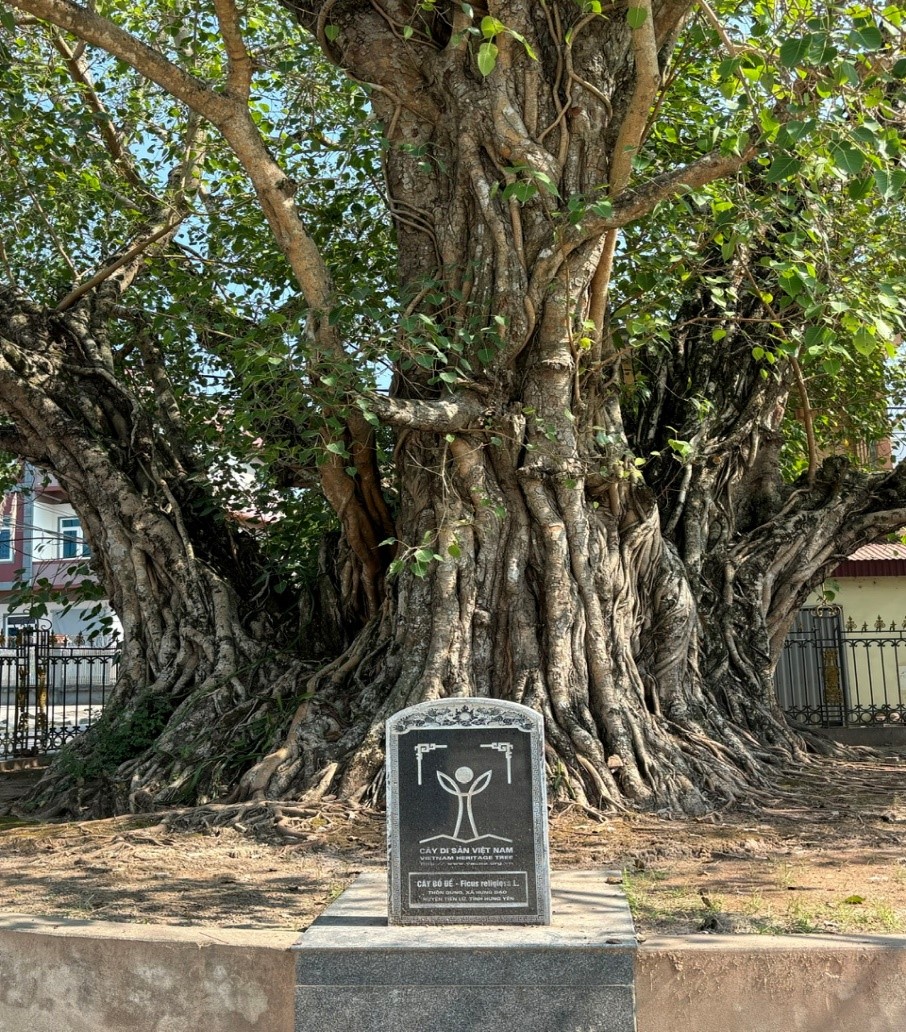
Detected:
[386,698,551,925]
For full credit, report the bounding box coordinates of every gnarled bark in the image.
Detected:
[0,289,329,814]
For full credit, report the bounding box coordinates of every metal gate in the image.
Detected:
[776,607,906,726]
[775,606,849,726]
[0,627,118,758]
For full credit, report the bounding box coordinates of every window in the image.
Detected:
[59,517,90,559]
[0,516,11,562]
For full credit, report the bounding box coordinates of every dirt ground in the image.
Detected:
[1,751,904,937]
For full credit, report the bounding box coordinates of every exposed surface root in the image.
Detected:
[161,796,381,846]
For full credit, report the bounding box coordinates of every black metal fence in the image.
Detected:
[6,611,903,752]
[776,606,906,726]
[0,628,118,759]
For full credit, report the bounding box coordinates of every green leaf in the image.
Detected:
[741,53,768,81]
[804,325,825,350]
[765,155,802,183]
[892,58,906,79]
[718,56,742,80]
[667,438,692,458]
[779,37,810,68]
[480,16,506,38]
[853,327,875,356]
[503,180,538,204]
[626,7,648,29]
[477,41,498,76]
[403,25,414,39]
[507,30,538,60]
[808,32,837,65]
[847,175,872,200]
[447,541,462,559]
[822,357,843,376]
[531,170,560,197]
[780,120,811,144]
[324,24,340,41]
[830,142,865,176]
[848,26,883,51]
[874,169,906,200]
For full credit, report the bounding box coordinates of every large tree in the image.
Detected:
[0,0,905,816]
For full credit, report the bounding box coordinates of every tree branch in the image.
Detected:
[0,423,30,456]
[789,355,818,488]
[582,141,760,240]
[5,0,232,125]
[47,27,146,191]
[6,0,340,350]
[54,220,182,313]
[55,114,208,312]
[363,393,486,433]
[589,0,660,351]
[213,0,254,100]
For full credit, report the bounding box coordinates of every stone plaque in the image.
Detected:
[386,698,551,925]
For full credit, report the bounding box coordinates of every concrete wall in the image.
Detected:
[2,913,906,1030]
[0,915,297,1032]
[636,934,906,1032]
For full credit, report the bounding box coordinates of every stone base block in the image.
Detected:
[294,869,636,1032]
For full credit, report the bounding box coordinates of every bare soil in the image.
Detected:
[1,751,904,937]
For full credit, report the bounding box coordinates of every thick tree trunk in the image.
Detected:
[239,284,847,814]
[246,452,802,815]
[228,2,798,812]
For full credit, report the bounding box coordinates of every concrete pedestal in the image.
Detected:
[294,869,636,1032]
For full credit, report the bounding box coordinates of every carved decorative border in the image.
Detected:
[389,699,537,735]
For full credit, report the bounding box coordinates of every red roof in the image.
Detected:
[846,542,906,562]
[835,541,906,577]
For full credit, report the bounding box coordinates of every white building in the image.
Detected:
[0,466,120,643]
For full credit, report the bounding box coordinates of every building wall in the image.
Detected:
[32,496,83,561]
[821,575,906,632]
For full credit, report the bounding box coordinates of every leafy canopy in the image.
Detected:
[0,0,904,581]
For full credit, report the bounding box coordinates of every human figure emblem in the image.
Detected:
[420,763,512,844]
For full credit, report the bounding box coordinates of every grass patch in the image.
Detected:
[623,867,906,936]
